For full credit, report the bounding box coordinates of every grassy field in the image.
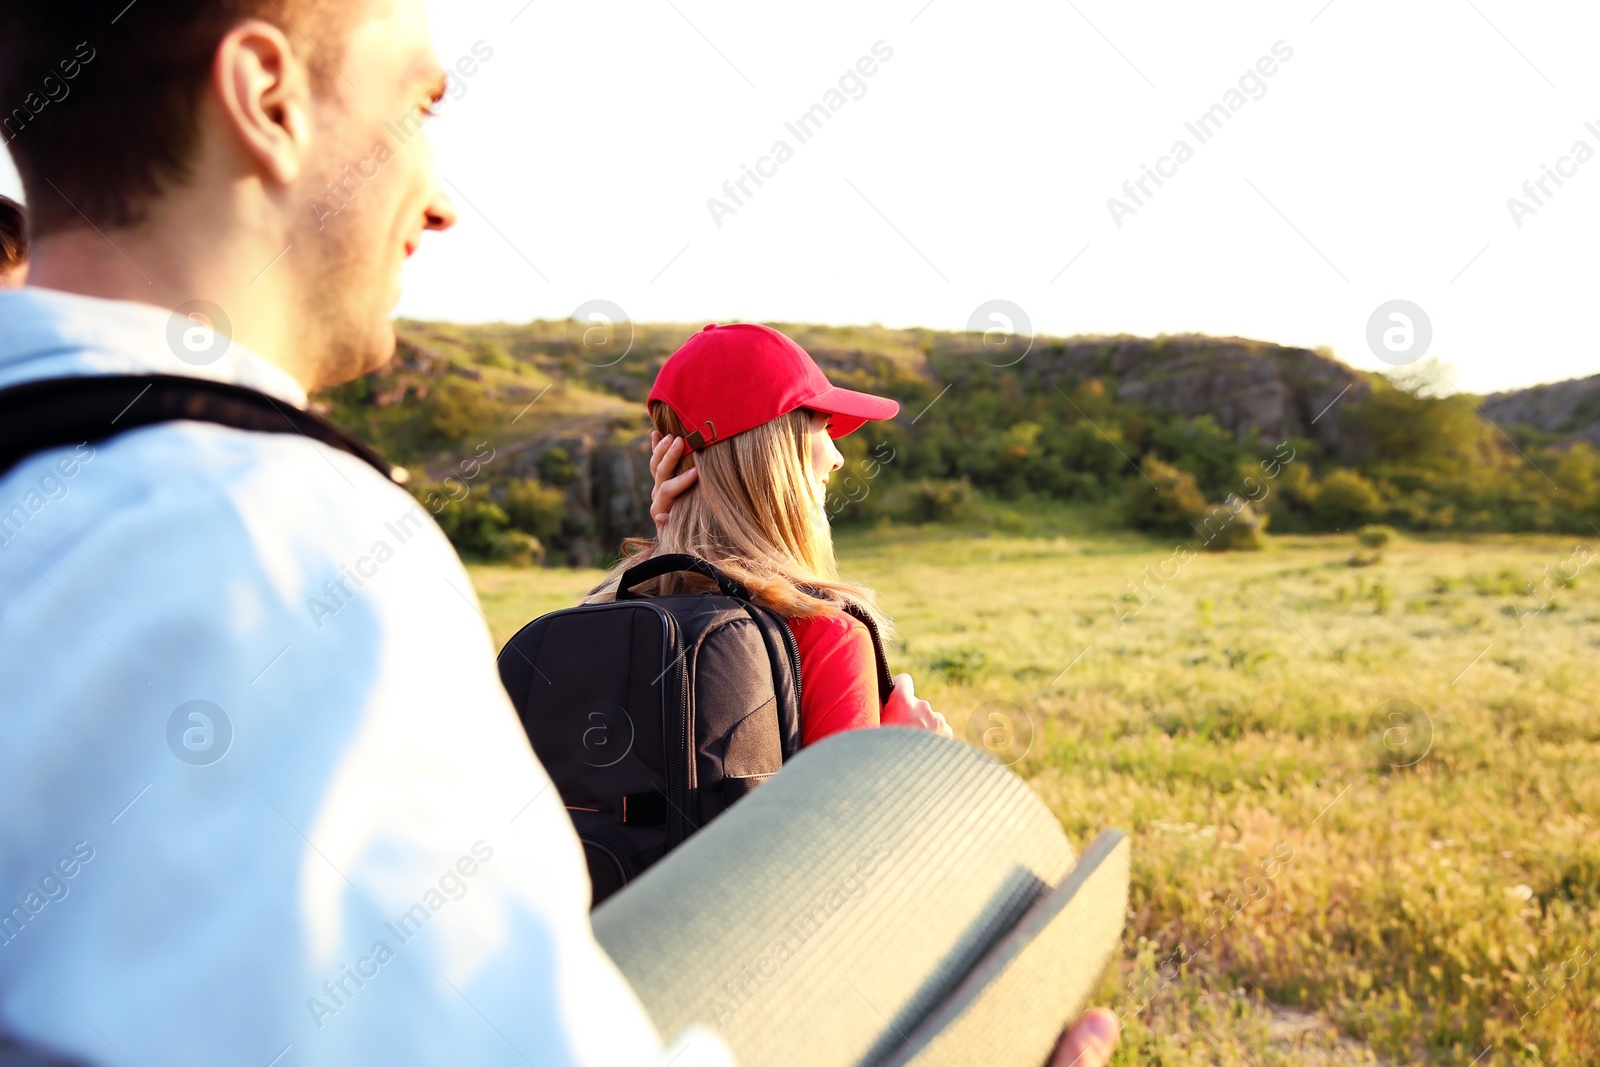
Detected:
[468,506,1599,1065]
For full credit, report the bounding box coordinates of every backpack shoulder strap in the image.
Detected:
[0,374,402,483]
[793,583,894,709]
[837,600,895,709]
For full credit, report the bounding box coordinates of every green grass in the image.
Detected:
[469,516,1600,1065]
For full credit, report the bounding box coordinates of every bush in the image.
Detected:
[538,446,581,486]
[902,478,976,523]
[432,496,511,557]
[1125,456,1209,534]
[488,530,544,567]
[1357,524,1397,551]
[502,478,566,541]
[1348,523,1397,567]
[1146,415,1254,498]
[471,341,518,371]
[1313,468,1383,528]
[423,375,502,444]
[1198,499,1269,552]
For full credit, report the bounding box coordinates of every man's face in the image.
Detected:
[293,0,455,388]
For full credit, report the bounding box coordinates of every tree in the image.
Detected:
[1313,469,1382,528]
[1125,456,1209,534]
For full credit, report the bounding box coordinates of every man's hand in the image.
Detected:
[1050,1007,1120,1067]
[649,431,700,529]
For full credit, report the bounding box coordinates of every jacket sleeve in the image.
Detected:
[792,613,880,747]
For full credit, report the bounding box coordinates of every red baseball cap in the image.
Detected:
[647,323,899,451]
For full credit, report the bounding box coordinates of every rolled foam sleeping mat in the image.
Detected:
[593,726,1129,1067]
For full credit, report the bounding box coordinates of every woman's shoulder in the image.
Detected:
[785,609,868,650]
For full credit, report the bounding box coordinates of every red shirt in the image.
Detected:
[786,611,880,746]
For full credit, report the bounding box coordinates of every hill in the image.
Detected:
[1482,372,1600,448]
[314,321,1600,567]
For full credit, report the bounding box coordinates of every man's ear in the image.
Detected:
[211,19,314,185]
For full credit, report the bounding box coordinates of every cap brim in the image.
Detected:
[805,385,899,440]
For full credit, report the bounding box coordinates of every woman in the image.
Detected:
[582,324,1124,1066]
[584,321,949,744]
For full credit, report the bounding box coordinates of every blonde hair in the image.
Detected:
[584,400,895,641]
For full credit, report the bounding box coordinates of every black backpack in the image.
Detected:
[496,553,895,905]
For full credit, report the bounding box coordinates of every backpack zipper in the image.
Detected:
[676,623,692,845]
[776,617,803,758]
[660,609,692,848]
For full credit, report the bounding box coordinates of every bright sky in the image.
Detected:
[6,0,1600,394]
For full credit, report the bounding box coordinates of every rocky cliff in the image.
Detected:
[1480,372,1600,448]
[505,424,654,568]
[995,334,1368,459]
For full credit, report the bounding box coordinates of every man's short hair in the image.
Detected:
[0,2,359,239]
[0,195,25,275]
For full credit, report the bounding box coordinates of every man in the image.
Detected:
[0,3,1118,1064]
[0,195,25,287]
